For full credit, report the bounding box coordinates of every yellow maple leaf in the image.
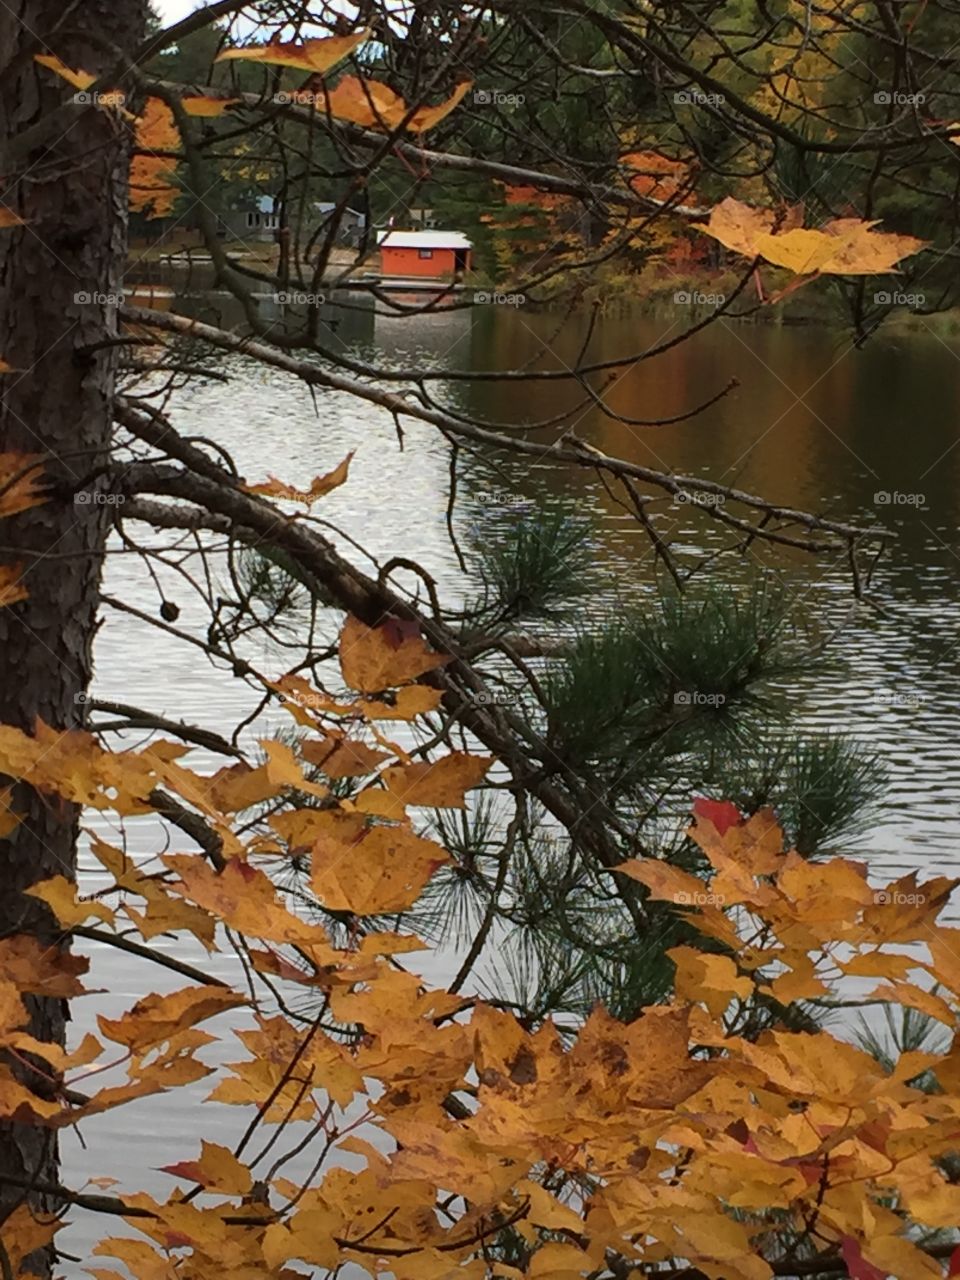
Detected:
[163,852,329,945]
[616,856,715,909]
[0,1205,60,1272]
[695,196,925,276]
[352,784,408,820]
[202,760,280,813]
[340,615,451,693]
[304,74,472,134]
[97,984,246,1052]
[669,947,753,1016]
[311,820,450,914]
[868,980,956,1025]
[407,80,473,133]
[0,934,88,997]
[25,874,115,928]
[382,751,492,809]
[159,1139,252,1197]
[260,738,329,799]
[215,29,369,73]
[301,732,392,779]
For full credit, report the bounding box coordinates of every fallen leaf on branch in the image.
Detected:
[215,30,369,73]
[301,74,472,134]
[245,452,352,504]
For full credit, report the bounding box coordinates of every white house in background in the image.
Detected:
[313,202,367,246]
[409,207,440,229]
[377,229,473,279]
[219,194,281,242]
[219,197,370,246]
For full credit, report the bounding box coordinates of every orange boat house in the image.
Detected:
[377,229,473,280]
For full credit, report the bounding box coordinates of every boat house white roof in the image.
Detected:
[377,230,473,250]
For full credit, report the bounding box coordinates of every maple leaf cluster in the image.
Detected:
[0,448,957,1277]
[0,580,957,1277]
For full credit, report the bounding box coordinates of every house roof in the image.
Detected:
[377,230,473,250]
[314,202,365,219]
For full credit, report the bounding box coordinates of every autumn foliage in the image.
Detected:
[0,11,953,1275]
[693,197,927,301]
[0,478,959,1276]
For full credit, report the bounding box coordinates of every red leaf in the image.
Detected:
[725,1118,749,1144]
[840,1237,886,1280]
[159,1159,203,1182]
[163,1230,195,1249]
[381,617,421,650]
[692,797,742,836]
[797,1161,823,1186]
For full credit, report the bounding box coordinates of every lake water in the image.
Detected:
[61,297,960,1268]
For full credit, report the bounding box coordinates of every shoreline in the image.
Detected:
[123,252,960,334]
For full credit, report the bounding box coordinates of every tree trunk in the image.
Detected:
[0,2,146,1270]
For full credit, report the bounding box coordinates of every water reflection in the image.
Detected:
[63,296,960,1268]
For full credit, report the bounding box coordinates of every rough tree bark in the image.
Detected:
[0,2,146,1270]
